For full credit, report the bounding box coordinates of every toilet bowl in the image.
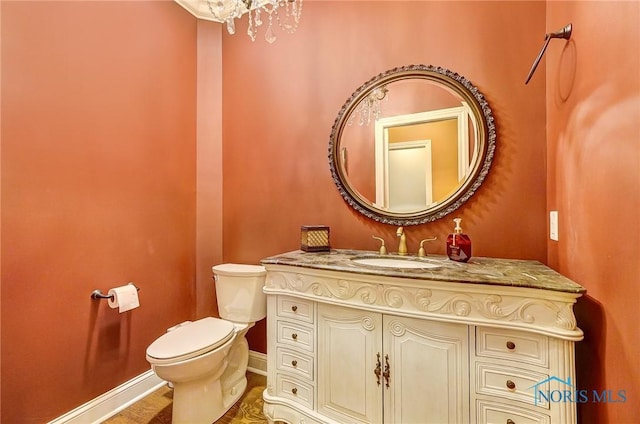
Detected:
[146,263,267,424]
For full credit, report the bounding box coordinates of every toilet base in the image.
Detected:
[171,372,248,424]
[223,374,248,411]
[151,323,254,424]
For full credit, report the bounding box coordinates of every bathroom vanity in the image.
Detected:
[261,250,585,424]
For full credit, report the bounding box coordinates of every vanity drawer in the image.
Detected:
[476,327,549,368]
[277,320,315,352]
[476,362,549,409]
[276,347,314,381]
[276,374,314,410]
[476,399,551,424]
[277,296,314,324]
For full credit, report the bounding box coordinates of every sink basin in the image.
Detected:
[351,256,442,270]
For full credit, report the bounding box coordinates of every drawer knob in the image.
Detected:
[291,387,298,395]
[506,380,516,390]
[291,333,298,340]
[291,305,298,312]
[291,360,298,367]
[506,341,516,350]
[507,420,515,424]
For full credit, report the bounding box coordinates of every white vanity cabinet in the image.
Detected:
[267,295,317,413]
[262,250,585,424]
[317,304,468,424]
[471,327,577,423]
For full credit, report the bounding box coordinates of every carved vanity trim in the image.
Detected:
[262,250,585,424]
[265,266,582,341]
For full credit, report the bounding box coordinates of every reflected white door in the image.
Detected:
[387,140,433,211]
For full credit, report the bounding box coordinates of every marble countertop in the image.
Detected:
[261,249,586,294]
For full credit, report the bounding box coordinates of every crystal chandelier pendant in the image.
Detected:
[265,23,276,44]
[226,17,236,34]
[293,0,302,24]
[265,8,277,43]
[347,85,389,126]
[274,0,302,34]
[207,0,302,43]
[247,10,257,41]
[254,8,262,26]
[359,107,367,126]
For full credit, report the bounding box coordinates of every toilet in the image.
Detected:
[146,263,267,424]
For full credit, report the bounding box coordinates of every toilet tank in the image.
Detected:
[212,263,267,323]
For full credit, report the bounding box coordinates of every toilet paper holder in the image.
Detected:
[91,283,140,301]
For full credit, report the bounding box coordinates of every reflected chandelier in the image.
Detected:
[347,86,389,126]
[175,0,303,43]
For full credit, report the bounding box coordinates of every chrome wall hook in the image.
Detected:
[525,23,572,84]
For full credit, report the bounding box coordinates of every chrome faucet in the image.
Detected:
[396,226,408,256]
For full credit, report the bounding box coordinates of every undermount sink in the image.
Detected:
[351,256,442,270]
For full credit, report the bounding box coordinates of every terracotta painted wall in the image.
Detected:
[0,2,3,419]
[546,1,640,422]
[195,20,224,320]
[1,2,198,422]
[221,1,548,353]
[5,1,635,422]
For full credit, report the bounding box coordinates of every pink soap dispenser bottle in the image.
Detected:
[447,218,472,262]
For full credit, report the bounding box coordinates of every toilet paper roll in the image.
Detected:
[108,284,140,313]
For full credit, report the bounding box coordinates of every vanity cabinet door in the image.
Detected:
[383,316,469,424]
[317,304,469,424]
[317,303,383,424]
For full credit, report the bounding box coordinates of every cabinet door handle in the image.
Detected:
[506,380,516,390]
[506,419,515,424]
[291,305,298,312]
[506,341,516,350]
[374,353,382,386]
[383,354,391,388]
[291,387,298,395]
[291,360,298,367]
[291,333,298,340]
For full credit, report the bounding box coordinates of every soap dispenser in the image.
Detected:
[447,218,471,262]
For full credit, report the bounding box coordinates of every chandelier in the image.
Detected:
[347,86,389,126]
[175,0,303,43]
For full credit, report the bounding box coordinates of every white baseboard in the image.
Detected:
[247,350,267,376]
[49,350,267,423]
[48,368,165,424]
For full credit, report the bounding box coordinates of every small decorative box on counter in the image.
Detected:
[300,225,330,252]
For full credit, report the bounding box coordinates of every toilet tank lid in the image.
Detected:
[212,263,266,276]
[146,317,234,361]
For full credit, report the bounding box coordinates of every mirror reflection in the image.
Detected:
[329,65,496,225]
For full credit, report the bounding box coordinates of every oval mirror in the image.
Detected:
[329,64,496,225]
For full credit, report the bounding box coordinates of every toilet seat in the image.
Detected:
[146,317,235,364]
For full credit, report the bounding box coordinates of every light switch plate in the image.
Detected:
[550,210,559,241]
